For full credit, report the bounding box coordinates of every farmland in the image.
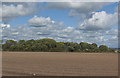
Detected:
[2,52,118,76]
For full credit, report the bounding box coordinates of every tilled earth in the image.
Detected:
[2,52,118,76]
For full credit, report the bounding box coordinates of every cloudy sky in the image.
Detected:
[0,2,119,48]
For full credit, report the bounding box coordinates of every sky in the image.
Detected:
[0,2,119,48]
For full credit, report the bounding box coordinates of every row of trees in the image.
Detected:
[2,39,115,52]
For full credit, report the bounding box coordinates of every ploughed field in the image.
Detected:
[2,52,118,76]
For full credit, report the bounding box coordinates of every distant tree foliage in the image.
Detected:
[2,39,114,52]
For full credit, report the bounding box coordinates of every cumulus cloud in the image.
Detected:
[0,2,2,22]
[46,2,109,17]
[2,3,37,23]
[1,24,10,29]
[2,25,118,48]
[105,29,118,35]
[1,0,119,2]
[28,16,55,27]
[1,14,118,48]
[2,16,82,43]
[77,11,117,31]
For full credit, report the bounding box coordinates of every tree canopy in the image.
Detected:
[2,39,115,52]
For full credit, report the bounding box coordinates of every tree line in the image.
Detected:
[2,39,115,52]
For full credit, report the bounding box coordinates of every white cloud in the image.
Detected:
[47,2,109,17]
[2,16,83,43]
[63,26,74,32]
[2,14,118,48]
[111,36,118,40]
[105,29,118,35]
[1,0,119,2]
[1,24,10,29]
[28,16,55,27]
[2,3,37,23]
[0,2,2,22]
[78,11,117,30]
[2,22,118,48]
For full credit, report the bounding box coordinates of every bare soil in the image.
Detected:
[2,52,118,76]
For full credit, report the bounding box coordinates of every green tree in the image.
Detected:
[2,38,112,53]
[2,40,17,51]
[99,45,108,52]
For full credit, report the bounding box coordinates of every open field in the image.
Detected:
[2,52,118,76]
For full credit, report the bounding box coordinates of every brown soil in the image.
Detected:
[2,52,118,76]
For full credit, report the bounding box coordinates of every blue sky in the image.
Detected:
[1,2,119,48]
[8,2,117,27]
